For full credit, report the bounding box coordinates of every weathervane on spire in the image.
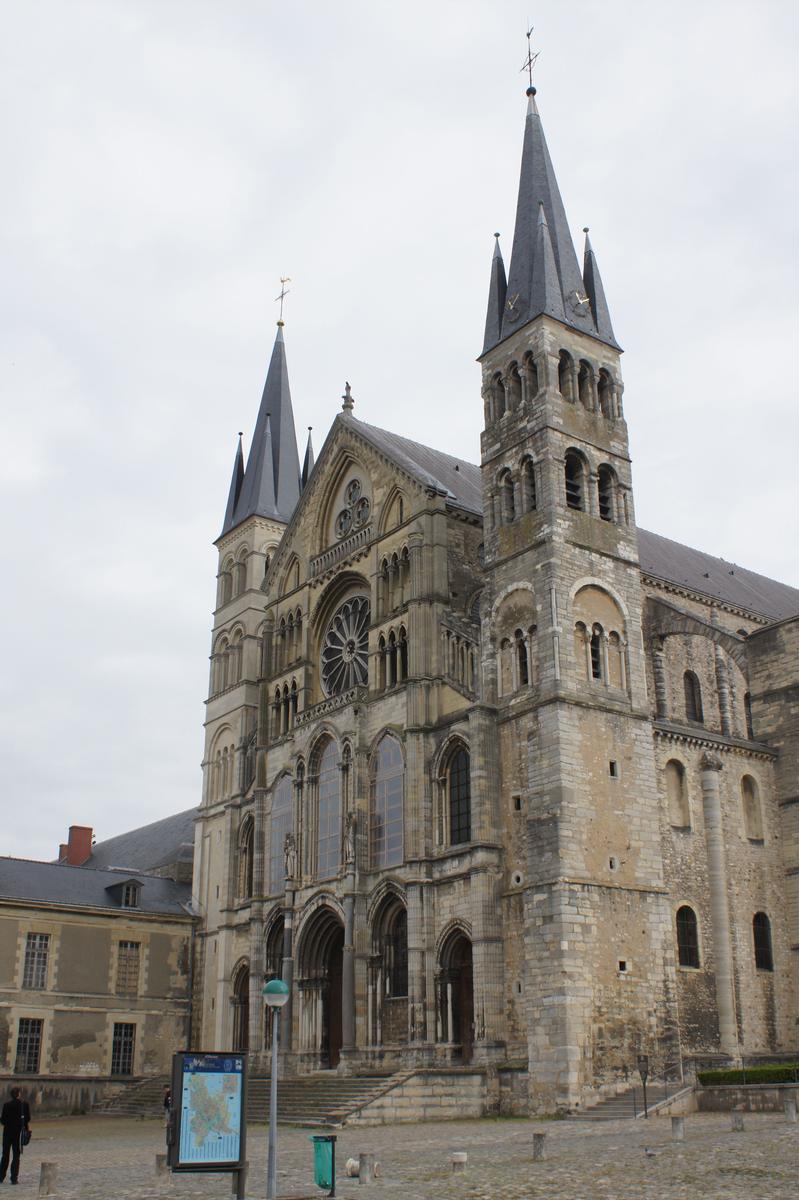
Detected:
[275,276,291,325]
[521,25,540,92]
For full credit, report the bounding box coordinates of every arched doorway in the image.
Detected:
[438,930,474,1063]
[263,917,285,1050]
[231,961,250,1053]
[297,906,344,1068]
[369,894,408,1046]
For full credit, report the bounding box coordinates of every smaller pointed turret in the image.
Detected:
[582,228,617,347]
[302,427,315,488]
[482,233,507,356]
[530,203,565,322]
[221,433,245,536]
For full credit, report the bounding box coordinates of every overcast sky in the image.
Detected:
[2,1,798,861]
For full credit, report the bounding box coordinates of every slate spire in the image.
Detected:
[301,427,315,488]
[582,228,617,346]
[230,322,301,530]
[481,233,507,356]
[220,433,245,535]
[482,86,619,354]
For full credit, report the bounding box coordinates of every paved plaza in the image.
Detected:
[10,1112,798,1199]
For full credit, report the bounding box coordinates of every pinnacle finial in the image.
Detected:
[521,25,540,93]
[275,276,291,325]
[342,381,355,412]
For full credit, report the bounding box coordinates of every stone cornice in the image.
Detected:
[653,720,776,761]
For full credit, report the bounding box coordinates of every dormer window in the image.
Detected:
[122,883,140,908]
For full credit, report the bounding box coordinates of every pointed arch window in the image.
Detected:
[316,740,342,879]
[578,359,594,410]
[369,734,404,870]
[446,745,471,845]
[590,624,603,680]
[269,776,293,894]
[676,906,700,968]
[684,671,704,723]
[753,912,773,971]
[398,627,409,681]
[515,629,529,687]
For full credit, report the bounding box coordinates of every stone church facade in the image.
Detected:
[192,83,799,1112]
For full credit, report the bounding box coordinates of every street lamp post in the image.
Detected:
[263,978,290,1200]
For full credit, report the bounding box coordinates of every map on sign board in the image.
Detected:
[177,1054,244,1166]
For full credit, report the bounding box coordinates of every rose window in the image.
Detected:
[334,478,371,539]
[320,596,370,696]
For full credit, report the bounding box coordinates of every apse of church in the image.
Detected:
[192,78,799,1114]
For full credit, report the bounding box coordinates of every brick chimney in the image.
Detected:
[59,825,93,866]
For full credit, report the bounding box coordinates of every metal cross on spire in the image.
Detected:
[521,25,540,90]
[275,276,291,325]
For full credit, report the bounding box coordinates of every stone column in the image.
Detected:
[281,887,295,1054]
[407,883,426,1044]
[342,889,356,1054]
[714,644,733,737]
[700,753,739,1058]
[652,645,669,719]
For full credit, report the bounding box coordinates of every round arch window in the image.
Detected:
[320,596,370,696]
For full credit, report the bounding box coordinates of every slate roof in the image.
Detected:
[354,420,483,515]
[0,857,192,916]
[353,419,799,623]
[88,807,198,874]
[637,530,799,622]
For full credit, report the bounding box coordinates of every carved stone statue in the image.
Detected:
[344,810,357,865]
[283,831,297,881]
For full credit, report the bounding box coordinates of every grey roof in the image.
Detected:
[224,324,301,534]
[481,235,508,356]
[88,807,198,874]
[352,419,483,515]
[0,857,192,916]
[484,90,619,356]
[352,421,798,621]
[637,530,799,621]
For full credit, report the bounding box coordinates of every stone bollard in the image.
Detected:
[532,1132,546,1161]
[731,1111,745,1132]
[451,1152,468,1173]
[785,1097,798,1124]
[671,1116,685,1142]
[345,1157,360,1178]
[39,1163,58,1196]
[359,1152,376,1185]
[155,1153,169,1176]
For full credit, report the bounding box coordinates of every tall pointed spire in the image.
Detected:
[481,233,507,355]
[301,427,315,488]
[221,433,245,536]
[582,228,617,346]
[231,322,301,529]
[482,84,619,354]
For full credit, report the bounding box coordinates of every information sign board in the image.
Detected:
[167,1051,246,1173]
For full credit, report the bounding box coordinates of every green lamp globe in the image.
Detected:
[262,978,290,1008]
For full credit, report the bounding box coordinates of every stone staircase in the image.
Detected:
[246,1071,401,1126]
[569,1083,693,1121]
[94,1071,402,1126]
[95,1075,169,1118]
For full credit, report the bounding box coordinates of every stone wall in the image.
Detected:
[697,1083,799,1113]
[347,1069,486,1125]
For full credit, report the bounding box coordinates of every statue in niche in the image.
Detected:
[283,831,297,881]
[344,810,357,865]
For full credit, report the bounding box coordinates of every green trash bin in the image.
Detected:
[309,1133,336,1196]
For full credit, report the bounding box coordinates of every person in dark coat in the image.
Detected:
[0,1086,31,1185]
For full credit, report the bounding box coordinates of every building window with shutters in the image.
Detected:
[111,1023,136,1075]
[116,941,141,995]
[22,933,50,989]
[15,1018,43,1073]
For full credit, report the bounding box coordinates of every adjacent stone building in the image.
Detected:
[0,824,194,1108]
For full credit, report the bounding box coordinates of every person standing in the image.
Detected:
[0,1086,31,1185]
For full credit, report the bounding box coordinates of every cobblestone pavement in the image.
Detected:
[11,1112,798,1199]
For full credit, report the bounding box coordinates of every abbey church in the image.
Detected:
[191,81,799,1113]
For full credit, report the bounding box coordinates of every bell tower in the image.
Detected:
[479,81,679,1110]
